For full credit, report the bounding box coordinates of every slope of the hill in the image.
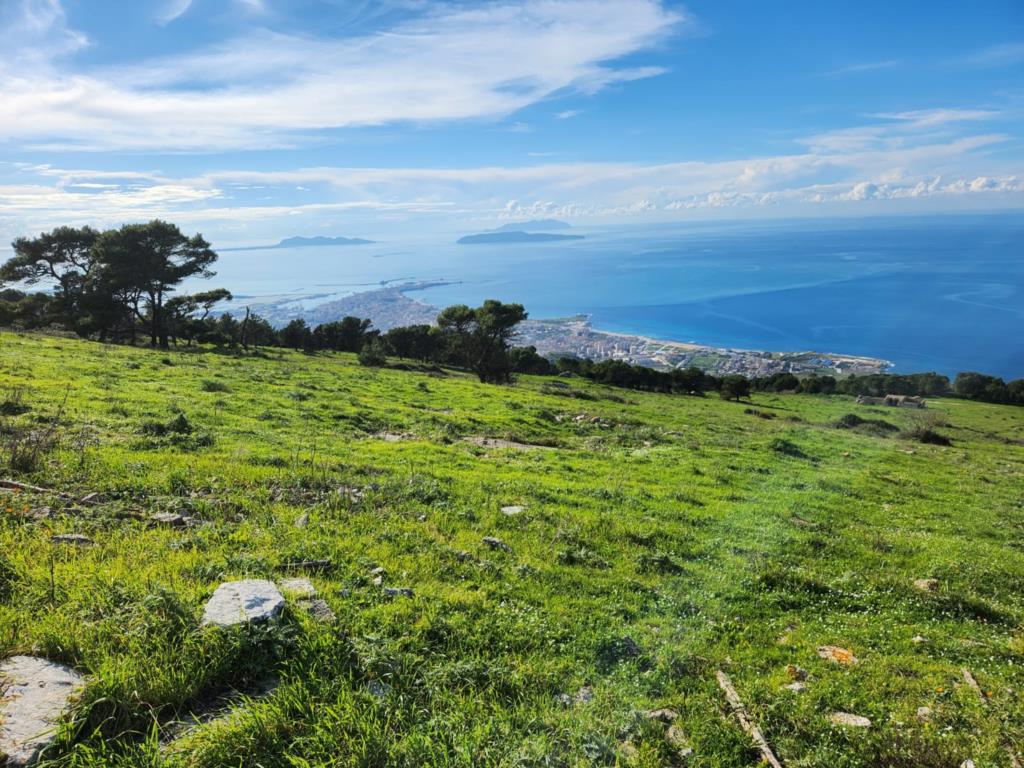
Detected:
[0,332,1021,768]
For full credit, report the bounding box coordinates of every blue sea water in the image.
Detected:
[209,213,1024,379]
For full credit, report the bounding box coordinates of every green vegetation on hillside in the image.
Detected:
[1,332,1022,767]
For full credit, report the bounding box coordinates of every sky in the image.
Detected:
[0,0,1022,246]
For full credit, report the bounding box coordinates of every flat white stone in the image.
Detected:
[201,580,285,627]
[500,505,525,516]
[830,712,872,728]
[0,656,85,767]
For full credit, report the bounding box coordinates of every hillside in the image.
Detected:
[1,332,1022,767]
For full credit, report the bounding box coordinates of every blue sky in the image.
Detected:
[0,0,1021,245]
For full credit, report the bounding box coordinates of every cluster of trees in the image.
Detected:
[0,222,226,348]
[952,371,1024,406]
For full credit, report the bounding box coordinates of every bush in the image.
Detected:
[902,427,952,446]
[768,437,808,458]
[200,379,230,393]
[358,339,388,367]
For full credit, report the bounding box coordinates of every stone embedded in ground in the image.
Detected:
[784,682,807,693]
[666,724,693,760]
[278,578,317,598]
[150,512,193,527]
[912,635,927,644]
[500,505,525,516]
[645,708,679,723]
[294,512,309,529]
[0,656,85,767]
[383,587,414,598]
[49,534,92,546]
[916,706,932,722]
[201,580,285,627]
[367,680,392,698]
[482,536,512,553]
[818,645,859,665]
[914,578,939,592]
[302,598,336,622]
[830,712,872,728]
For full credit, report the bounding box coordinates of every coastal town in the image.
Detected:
[246,282,891,378]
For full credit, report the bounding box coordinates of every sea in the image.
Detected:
[206,213,1024,380]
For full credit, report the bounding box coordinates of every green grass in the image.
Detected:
[1,330,1022,767]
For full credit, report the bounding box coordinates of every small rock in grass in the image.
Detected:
[666,724,693,760]
[912,635,927,644]
[501,505,525,516]
[786,664,808,681]
[482,536,512,553]
[50,533,92,546]
[383,587,414,598]
[151,512,192,527]
[370,566,386,577]
[0,656,85,767]
[367,680,392,698]
[914,578,939,592]
[818,645,858,665]
[79,492,101,504]
[454,550,473,562]
[618,741,639,761]
[294,512,309,528]
[202,580,285,627]
[830,712,872,728]
[372,575,384,587]
[416,514,427,522]
[303,598,336,622]
[784,682,807,693]
[278,578,317,598]
[960,761,976,768]
[916,706,932,722]
[645,708,679,723]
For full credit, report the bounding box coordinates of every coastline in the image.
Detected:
[240,283,892,377]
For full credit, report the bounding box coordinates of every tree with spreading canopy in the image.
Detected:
[436,300,527,383]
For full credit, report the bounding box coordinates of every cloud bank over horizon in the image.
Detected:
[0,0,1021,244]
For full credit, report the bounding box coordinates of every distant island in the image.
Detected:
[222,235,375,251]
[492,219,570,232]
[457,231,584,245]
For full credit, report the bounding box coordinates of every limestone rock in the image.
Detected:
[786,664,808,680]
[201,580,285,627]
[830,712,872,728]
[0,656,85,767]
[645,708,679,723]
[500,505,525,516]
[294,512,309,529]
[302,599,336,622]
[383,587,414,598]
[784,682,807,693]
[914,578,939,592]
[818,645,858,665]
[916,706,932,722]
[150,512,193,527]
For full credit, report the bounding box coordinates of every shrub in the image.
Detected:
[358,339,388,367]
[768,437,808,458]
[902,427,952,446]
[201,379,230,393]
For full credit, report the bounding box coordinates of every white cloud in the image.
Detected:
[962,42,1024,67]
[821,59,901,76]
[0,0,682,151]
[157,0,193,25]
[556,110,582,119]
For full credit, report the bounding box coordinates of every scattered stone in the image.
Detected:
[645,708,679,723]
[150,512,193,527]
[370,567,386,577]
[0,656,85,767]
[375,432,412,443]
[784,682,806,693]
[786,664,808,681]
[912,635,927,644]
[201,580,285,627]
[818,645,859,665]
[302,598,336,622]
[914,578,939,592]
[50,534,92,546]
[367,680,392,698]
[454,550,473,562]
[916,706,932,722]
[294,512,309,529]
[500,505,525,516]
[618,741,639,761]
[383,587,414,598]
[666,724,694,760]
[830,712,872,728]
[78,492,101,504]
[960,761,976,768]
[482,536,512,553]
[278,578,317,598]
[372,575,384,587]
[416,514,427,522]
[464,437,552,451]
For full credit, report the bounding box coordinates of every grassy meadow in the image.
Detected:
[1,330,1022,767]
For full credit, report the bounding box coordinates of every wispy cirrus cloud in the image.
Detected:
[0,0,683,152]
[820,59,901,77]
[961,41,1024,67]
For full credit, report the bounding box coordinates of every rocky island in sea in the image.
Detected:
[222,235,375,251]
